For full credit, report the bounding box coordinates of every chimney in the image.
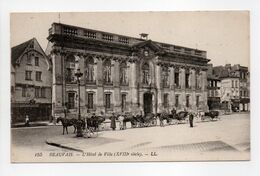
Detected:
[140,33,149,40]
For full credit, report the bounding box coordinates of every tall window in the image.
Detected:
[196,95,200,107]
[41,87,46,98]
[232,80,234,88]
[186,95,190,108]
[163,93,169,108]
[175,95,179,107]
[185,71,190,88]
[103,59,112,84]
[68,92,75,109]
[25,71,32,80]
[35,57,39,66]
[87,93,94,109]
[195,71,199,88]
[174,71,179,87]
[22,87,26,97]
[85,57,95,83]
[105,93,111,109]
[35,87,40,98]
[36,71,42,81]
[65,55,76,83]
[121,94,126,112]
[162,66,169,87]
[120,61,128,85]
[142,62,150,85]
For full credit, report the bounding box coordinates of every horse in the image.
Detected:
[86,116,106,132]
[56,117,85,135]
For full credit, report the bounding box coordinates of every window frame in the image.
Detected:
[87,92,94,109]
[36,71,42,81]
[25,70,32,80]
[35,57,39,66]
[105,93,111,109]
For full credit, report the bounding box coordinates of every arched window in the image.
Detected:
[142,62,150,85]
[65,55,76,83]
[120,61,128,85]
[103,59,112,84]
[85,57,95,83]
[162,66,169,88]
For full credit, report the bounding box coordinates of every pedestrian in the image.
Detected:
[110,113,117,131]
[189,112,194,128]
[25,115,30,127]
[118,114,124,130]
[171,107,176,115]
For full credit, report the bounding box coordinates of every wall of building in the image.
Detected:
[14,50,52,103]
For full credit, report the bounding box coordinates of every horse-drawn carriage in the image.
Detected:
[122,113,157,128]
[56,115,105,137]
[199,110,220,121]
[157,111,189,126]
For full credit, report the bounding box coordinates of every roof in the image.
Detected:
[11,38,34,65]
[207,74,220,80]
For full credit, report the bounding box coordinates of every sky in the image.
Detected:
[10,12,250,67]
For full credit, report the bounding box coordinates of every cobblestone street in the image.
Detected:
[11,112,250,162]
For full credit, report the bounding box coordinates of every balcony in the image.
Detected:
[161,82,170,88]
[120,81,129,86]
[85,80,96,85]
[104,81,113,86]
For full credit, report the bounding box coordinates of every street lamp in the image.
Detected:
[75,68,83,137]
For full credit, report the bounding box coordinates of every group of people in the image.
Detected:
[109,113,125,131]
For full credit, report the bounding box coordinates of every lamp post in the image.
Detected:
[75,68,83,137]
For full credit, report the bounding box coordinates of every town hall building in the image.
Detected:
[46,23,210,118]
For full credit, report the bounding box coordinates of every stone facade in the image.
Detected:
[46,23,209,117]
[11,38,52,122]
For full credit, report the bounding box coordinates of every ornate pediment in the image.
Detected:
[131,40,165,62]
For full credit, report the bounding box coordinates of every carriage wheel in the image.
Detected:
[85,128,98,138]
[153,119,157,126]
[172,119,178,125]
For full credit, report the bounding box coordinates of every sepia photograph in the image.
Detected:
[10,11,250,162]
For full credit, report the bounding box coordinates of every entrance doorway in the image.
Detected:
[143,93,153,115]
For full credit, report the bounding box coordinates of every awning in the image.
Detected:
[11,103,39,108]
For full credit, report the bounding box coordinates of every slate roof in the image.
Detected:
[11,38,34,65]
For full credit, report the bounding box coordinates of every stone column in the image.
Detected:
[190,69,196,110]
[155,63,162,112]
[96,58,104,114]
[78,55,86,115]
[113,59,120,113]
[51,51,65,117]
[169,66,175,108]
[129,57,138,113]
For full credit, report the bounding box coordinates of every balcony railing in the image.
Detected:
[49,23,207,58]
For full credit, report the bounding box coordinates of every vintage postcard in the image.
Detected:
[10,11,250,162]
